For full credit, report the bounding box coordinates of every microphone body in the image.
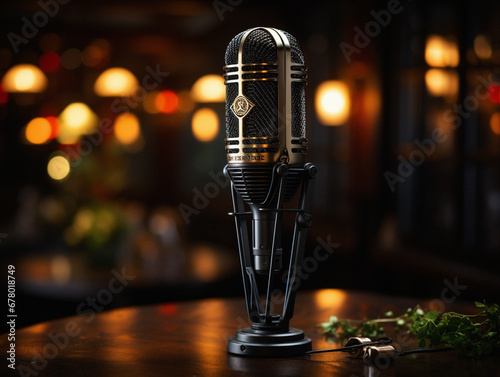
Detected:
[223,27,307,274]
[224,27,316,357]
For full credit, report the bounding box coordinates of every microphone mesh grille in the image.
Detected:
[283,31,304,65]
[243,81,278,137]
[225,82,239,138]
[225,31,245,139]
[283,31,306,139]
[225,31,244,66]
[224,28,306,140]
[291,81,306,138]
[242,29,277,64]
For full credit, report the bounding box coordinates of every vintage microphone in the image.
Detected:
[223,27,317,357]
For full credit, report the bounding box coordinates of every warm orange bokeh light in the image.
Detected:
[155,90,179,114]
[490,112,500,135]
[474,35,492,60]
[191,107,219,142]
[425,69,459,98]
[2,64,48,93]
[315,80,350,125]
[425,35,459,67]
[114,113,141,145]
[25,117,52,144]
[191,75,225,103]
[94,68,138,97]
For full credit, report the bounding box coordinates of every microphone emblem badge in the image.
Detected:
[231,95,255,118]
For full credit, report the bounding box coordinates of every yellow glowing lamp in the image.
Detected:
[94,68,139,97]
[114,113,141,145]
[57,102,98,144]
[425,69,459,98]
[315,80,350,126]
[1,64,48,93]
[191,75,225,103]
[191,107,219,142]
[425,35,459,67]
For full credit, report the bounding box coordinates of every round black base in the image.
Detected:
[227,327,312,357]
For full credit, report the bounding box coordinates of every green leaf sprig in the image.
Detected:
[320,301,500,358]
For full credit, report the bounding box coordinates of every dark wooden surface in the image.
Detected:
[2,289,499,377]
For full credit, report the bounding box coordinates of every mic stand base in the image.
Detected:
[228,327,312,357]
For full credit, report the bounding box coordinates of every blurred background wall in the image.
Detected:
[1,0,499,330]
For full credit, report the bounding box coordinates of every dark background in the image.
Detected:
[1,0,499,331]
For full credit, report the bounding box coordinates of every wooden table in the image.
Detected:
[2,289,498,376]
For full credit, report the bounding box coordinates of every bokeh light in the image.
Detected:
[58,102,98,144]
[82,45,104,67]
[47,155,71,181]
[61,48,82,70]
[474,35,492,60]
[94,67,139,97]
[114,113,141,145]
[1,64,48,93]
[25,117,52,144]
[490,112,500,135]
[46,116,61,139]
[425,35,459,67]
[51,255,71,285]
[82,40,110,68]
[489,85,500,104]
[39,51,61,73]
[191,74,225,102]
[315,80,350,125]
[191,107,219,142]
[425,69,459,98]
[0,84,7,105]
[155,90,179,114]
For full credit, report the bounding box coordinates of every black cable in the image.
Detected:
[305,344,368,355]
[398,347,454,356]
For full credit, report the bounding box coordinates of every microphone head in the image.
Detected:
[223,27,307,166]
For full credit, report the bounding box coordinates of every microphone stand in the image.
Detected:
[226,162,317,357]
